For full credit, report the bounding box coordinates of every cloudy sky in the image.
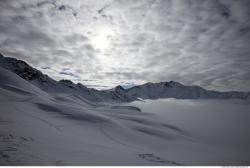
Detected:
[0,0,250,91]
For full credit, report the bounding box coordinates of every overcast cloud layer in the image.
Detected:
[0,0,250,91]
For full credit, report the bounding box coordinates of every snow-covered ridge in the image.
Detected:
[0,53,249,101]
[1,53,250,165]
[125,81,250,100]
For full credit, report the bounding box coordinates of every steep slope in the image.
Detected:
[0,66,50,102]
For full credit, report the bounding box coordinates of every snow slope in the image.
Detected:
[129,99,250,165]
[1,65,250,165]
[0,67,187,165]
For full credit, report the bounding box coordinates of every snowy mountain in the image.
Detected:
[1,53,250,165]
[125,81,250,100]
[0,53,249,102]
[0,54,130,102]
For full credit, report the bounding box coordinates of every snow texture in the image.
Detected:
[0,54,250,165]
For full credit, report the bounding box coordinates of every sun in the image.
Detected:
[91,26,114,51]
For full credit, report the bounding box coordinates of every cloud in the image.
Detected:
[0,0,250,91]
[64,33,89,46]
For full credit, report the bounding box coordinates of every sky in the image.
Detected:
[0,0,250,91]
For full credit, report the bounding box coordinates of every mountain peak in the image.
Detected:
[0,55,49,82]
[59,79,74,85]
[115,85,125,91]
[164,81,183,87]
[76,83,88,89]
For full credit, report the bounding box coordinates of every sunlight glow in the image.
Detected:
[91,26,114,51]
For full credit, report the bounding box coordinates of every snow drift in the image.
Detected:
[0,54,250,165]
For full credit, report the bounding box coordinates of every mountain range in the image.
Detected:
[1,52,250,165]
[0,53,249,102]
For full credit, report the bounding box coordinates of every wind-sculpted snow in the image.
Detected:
[0,67,189,165]
[0,64,250,165]
[0,85,34,96]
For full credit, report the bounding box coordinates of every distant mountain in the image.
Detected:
[125,81,250,100]
[0,53,249,102]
